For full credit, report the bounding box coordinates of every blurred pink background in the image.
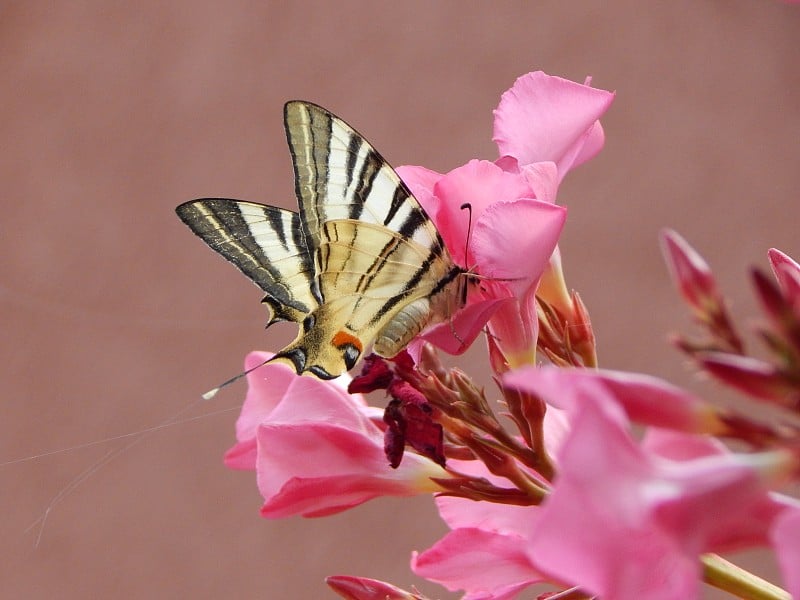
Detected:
[2,2,798,598]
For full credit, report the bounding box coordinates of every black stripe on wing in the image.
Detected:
[176,198,318,321]
[370,258,463,328]
[283,101,448,257]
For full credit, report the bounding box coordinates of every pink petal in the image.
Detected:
[222,352,298,470]
[412,528,543,597]
[261,471,412,518]
[233,351,295,442]
[494,154,519,173]
[493,71,614,180]
[256,422,446,518]
[485,287,538,367]
[225,358,449,517]
[771,506,800,598]
[255,418,382,501]
[265,375,374,433]
[651,455,786,552]
[640,427,728,461]
[503,366,721,433]
[396,164,443,221]
[435,493,539,537]
[223,438,258,470]
[571,120,607,169]
[519,161,559,204]
[471,199,566,288]
[417,296,513,355]
[432,160,534,266]
[701,494,791,552]
[524,402,698,598]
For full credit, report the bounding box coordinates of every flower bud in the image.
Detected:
[660,229,720,315]
[326,576,420,600]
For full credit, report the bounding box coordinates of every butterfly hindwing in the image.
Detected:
[317,219,454,331]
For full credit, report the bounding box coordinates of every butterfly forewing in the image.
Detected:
[175,198,318,324]
[283,101,449,261]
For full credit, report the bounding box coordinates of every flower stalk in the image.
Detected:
[702,554,791,600]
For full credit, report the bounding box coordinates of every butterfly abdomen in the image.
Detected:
[374,298,433,357]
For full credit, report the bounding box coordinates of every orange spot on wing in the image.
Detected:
[332,330,363,353]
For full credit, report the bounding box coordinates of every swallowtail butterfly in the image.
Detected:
[176,101,466,379]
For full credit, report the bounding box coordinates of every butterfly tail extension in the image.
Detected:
[268,343,353,381]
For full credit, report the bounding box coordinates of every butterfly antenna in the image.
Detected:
[460,202,474,271]
[201,357,272,400]
[458,202,524,287]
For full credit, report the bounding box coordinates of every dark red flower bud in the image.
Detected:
[383,381,445,468]
[348,354,393,394]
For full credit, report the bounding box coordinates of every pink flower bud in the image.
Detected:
[768,248,800,310]
[326,576,419,600]
[699,352,799,407]
[660,229,720,313]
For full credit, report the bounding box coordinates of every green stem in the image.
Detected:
[702,554,789,600]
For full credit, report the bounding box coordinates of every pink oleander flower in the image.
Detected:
[413,526,543,600]
[412,458,549,599]
[399,71,614,369]
[501,366,799,599]
[210,70,800,600]
[528,403,794,599]
[417,368,796,599]
[492,72,610,178]
[224,352,452,518]
[410,408,571,599]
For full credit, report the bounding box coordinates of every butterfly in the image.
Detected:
[176,101,468,380]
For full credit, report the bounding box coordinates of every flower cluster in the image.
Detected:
[224,72,800,599]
